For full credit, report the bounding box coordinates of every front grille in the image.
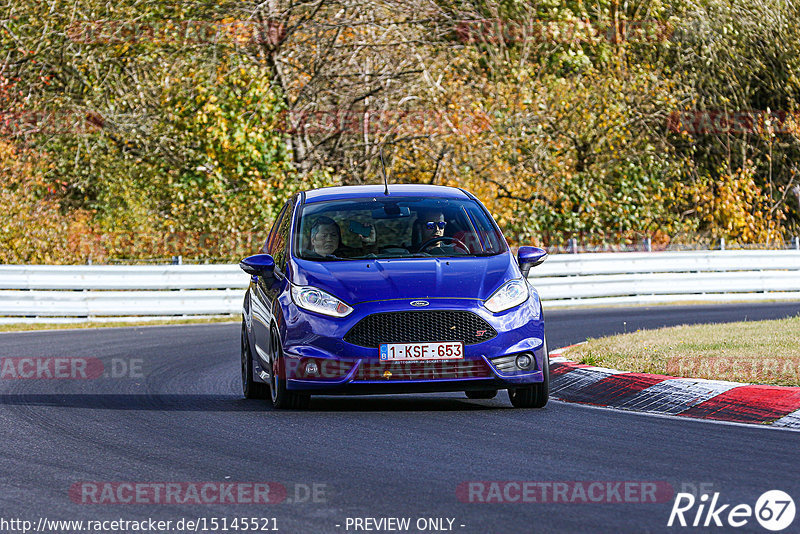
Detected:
[344,310,497,348]
[353,359,492,381]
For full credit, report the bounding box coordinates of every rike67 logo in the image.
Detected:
[668,490,796,531]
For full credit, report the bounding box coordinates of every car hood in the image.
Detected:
[291,254,519,304]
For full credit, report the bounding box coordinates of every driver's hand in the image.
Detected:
[360,225,376,246]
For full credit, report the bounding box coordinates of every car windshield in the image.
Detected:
[295,197,507,260]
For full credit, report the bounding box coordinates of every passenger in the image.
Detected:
[306,216,375,258]
[307,216,343,257]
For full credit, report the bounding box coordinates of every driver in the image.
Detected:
[414,208,465,255]
[419,209,446,244]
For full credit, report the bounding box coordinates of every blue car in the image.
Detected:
[239,184,549,409]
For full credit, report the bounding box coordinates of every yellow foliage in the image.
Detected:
[0,139,96,263]
[679,164,785,244]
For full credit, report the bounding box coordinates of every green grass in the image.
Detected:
[563,316,800,386]
[0,316,241,333]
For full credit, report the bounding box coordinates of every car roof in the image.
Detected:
[302,184,472,204]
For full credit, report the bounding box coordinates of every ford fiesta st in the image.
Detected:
[239,184,549,409]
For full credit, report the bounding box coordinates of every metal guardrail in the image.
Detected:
[530,250,800,307]
[0,265,246,323]
[1,250,799,322]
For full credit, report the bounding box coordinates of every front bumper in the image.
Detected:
[278,295,546,394]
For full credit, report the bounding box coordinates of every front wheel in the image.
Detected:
[241,323,269,399]
[509,341,550,409]
[269,328,310,410]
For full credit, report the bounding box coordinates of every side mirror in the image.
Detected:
[239,254,276,279]
[517,246,547,278]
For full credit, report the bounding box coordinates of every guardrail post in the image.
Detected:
[568,238,578,254]
[171,255,183,265]
[719,238,726,250]
[644,237,652,252]
[793,236,800,250]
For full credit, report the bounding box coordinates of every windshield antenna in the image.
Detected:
[379,148,389,196]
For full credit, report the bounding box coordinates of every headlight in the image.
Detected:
[529,284,541,320]
[484,279,529,313]
[291,285,353,317]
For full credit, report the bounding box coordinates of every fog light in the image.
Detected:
[305,362,319,376]
[515,353,532,370]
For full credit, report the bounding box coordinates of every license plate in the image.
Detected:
[379,341,464,361]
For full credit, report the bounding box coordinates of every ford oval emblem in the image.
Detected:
[410,300,429,307]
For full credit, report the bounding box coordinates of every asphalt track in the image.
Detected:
[1,302,799,534]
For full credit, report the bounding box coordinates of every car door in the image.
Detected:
[253,197,295,363]
[251,200,289,363]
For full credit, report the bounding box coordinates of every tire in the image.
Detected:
[509,338,550,409]
[465,390,498,399]
[269,327,310,410]
[241,323,269,399]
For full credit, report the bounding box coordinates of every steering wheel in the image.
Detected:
[417,236,469,253]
